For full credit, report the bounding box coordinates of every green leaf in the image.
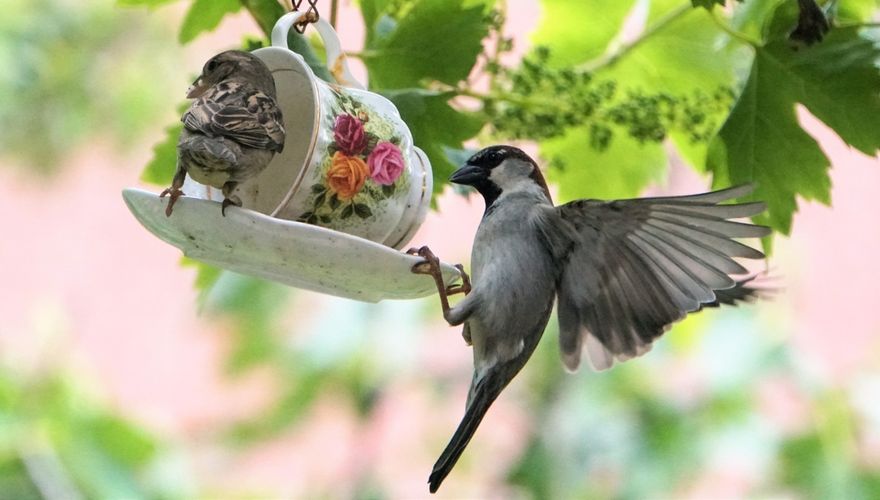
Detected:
[532,0,636,65]
[178,0,241,44]
[341,204,354,219]
[360,0,395,47]
[708,27,880,235]
[598,8,742,168]
[314,191,327,207]
[86,415,158,467]
[837,0,880,22]
[116,0,178,6]
[543,127,668,202]
[329,193,341,209]
[181,257,222,304]
[140,124,180,186]
[288,32,334,82]
[730,0,788,44]
[353,203,372,218]
[691,0,725,10]
[382,89,484,195]
[363,0,490,88]
[239,0,286,37]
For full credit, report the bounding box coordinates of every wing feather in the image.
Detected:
[182,82,285,153]
[556,185,768,371]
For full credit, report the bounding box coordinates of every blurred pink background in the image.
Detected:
[2,1,879,497]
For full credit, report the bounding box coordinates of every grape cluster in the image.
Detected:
[480,46,733,152]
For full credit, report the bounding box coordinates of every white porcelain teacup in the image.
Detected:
[224,11,432,249]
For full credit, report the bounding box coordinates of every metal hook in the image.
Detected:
[291,0,320,34]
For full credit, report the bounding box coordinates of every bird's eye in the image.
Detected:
[487,151,503,166]
[206,60,219,72]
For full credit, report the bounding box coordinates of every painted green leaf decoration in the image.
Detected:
[179,0,241,44]
[708,27,880,235]
[354,203,372,218]
[362,0,490,88]
[383,89,484,195]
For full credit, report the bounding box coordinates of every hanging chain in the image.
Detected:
[291,0,320,34]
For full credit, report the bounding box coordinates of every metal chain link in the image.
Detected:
[291,0,320,34]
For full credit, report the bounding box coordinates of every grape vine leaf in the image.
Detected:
[691,0,725,9]
[730,0,789,45]
[544,128,668,202]
[361,0,490,88]
[140,124,181,186]
[707,27,880,235]
[360,0,395,47]
[601,9,742,168]
[382,89,484,195]
[239,0,286,37]
[531,0,637,65]
[532,1,740,192]
[179,0,241,44]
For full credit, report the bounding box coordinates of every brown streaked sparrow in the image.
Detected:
[411,145,770,492]
[161,50,285,216]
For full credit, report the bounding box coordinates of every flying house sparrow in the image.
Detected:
[411,145,770,492]
[161,50,285,216]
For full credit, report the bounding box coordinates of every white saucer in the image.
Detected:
[122,188,462,302]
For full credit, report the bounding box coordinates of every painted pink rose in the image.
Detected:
[333,113,367,155]
[367,142,405,186]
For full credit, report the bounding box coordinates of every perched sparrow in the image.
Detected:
[412,146,770,492]
[161,50,285,216]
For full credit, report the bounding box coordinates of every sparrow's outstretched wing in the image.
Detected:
[183,82,285,153]
[554,184,769,371]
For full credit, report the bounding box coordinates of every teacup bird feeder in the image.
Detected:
[123,11,462,302]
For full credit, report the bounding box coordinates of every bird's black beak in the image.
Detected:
[449,163,486,186]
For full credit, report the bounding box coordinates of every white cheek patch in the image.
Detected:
[489,159,533,191]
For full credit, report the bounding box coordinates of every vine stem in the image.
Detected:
[581,2,693,72]
[708,7,761,46]
[836,21,880,29]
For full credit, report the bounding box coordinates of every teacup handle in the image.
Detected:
[271,11,366,90]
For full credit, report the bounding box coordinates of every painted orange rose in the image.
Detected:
[326,152,368,200]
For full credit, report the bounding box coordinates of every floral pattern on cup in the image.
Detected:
[299,92,409,226]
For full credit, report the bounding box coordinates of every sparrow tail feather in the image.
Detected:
[428,372,504,493]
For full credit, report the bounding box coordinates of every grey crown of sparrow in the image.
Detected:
[411,145,770,493]
[161,50,285,216]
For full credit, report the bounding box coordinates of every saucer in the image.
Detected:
[122,188,462,302]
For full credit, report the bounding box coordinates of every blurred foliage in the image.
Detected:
[0,0,181,172]
[132,0,880,240]
[6,0,880,496]
[0,364,189,499]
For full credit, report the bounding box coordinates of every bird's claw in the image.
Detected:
[408,246,440,274]
[221,197,242,216]
[160,187,184,217]
[449,264,472,296]
[408,246,469,297]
